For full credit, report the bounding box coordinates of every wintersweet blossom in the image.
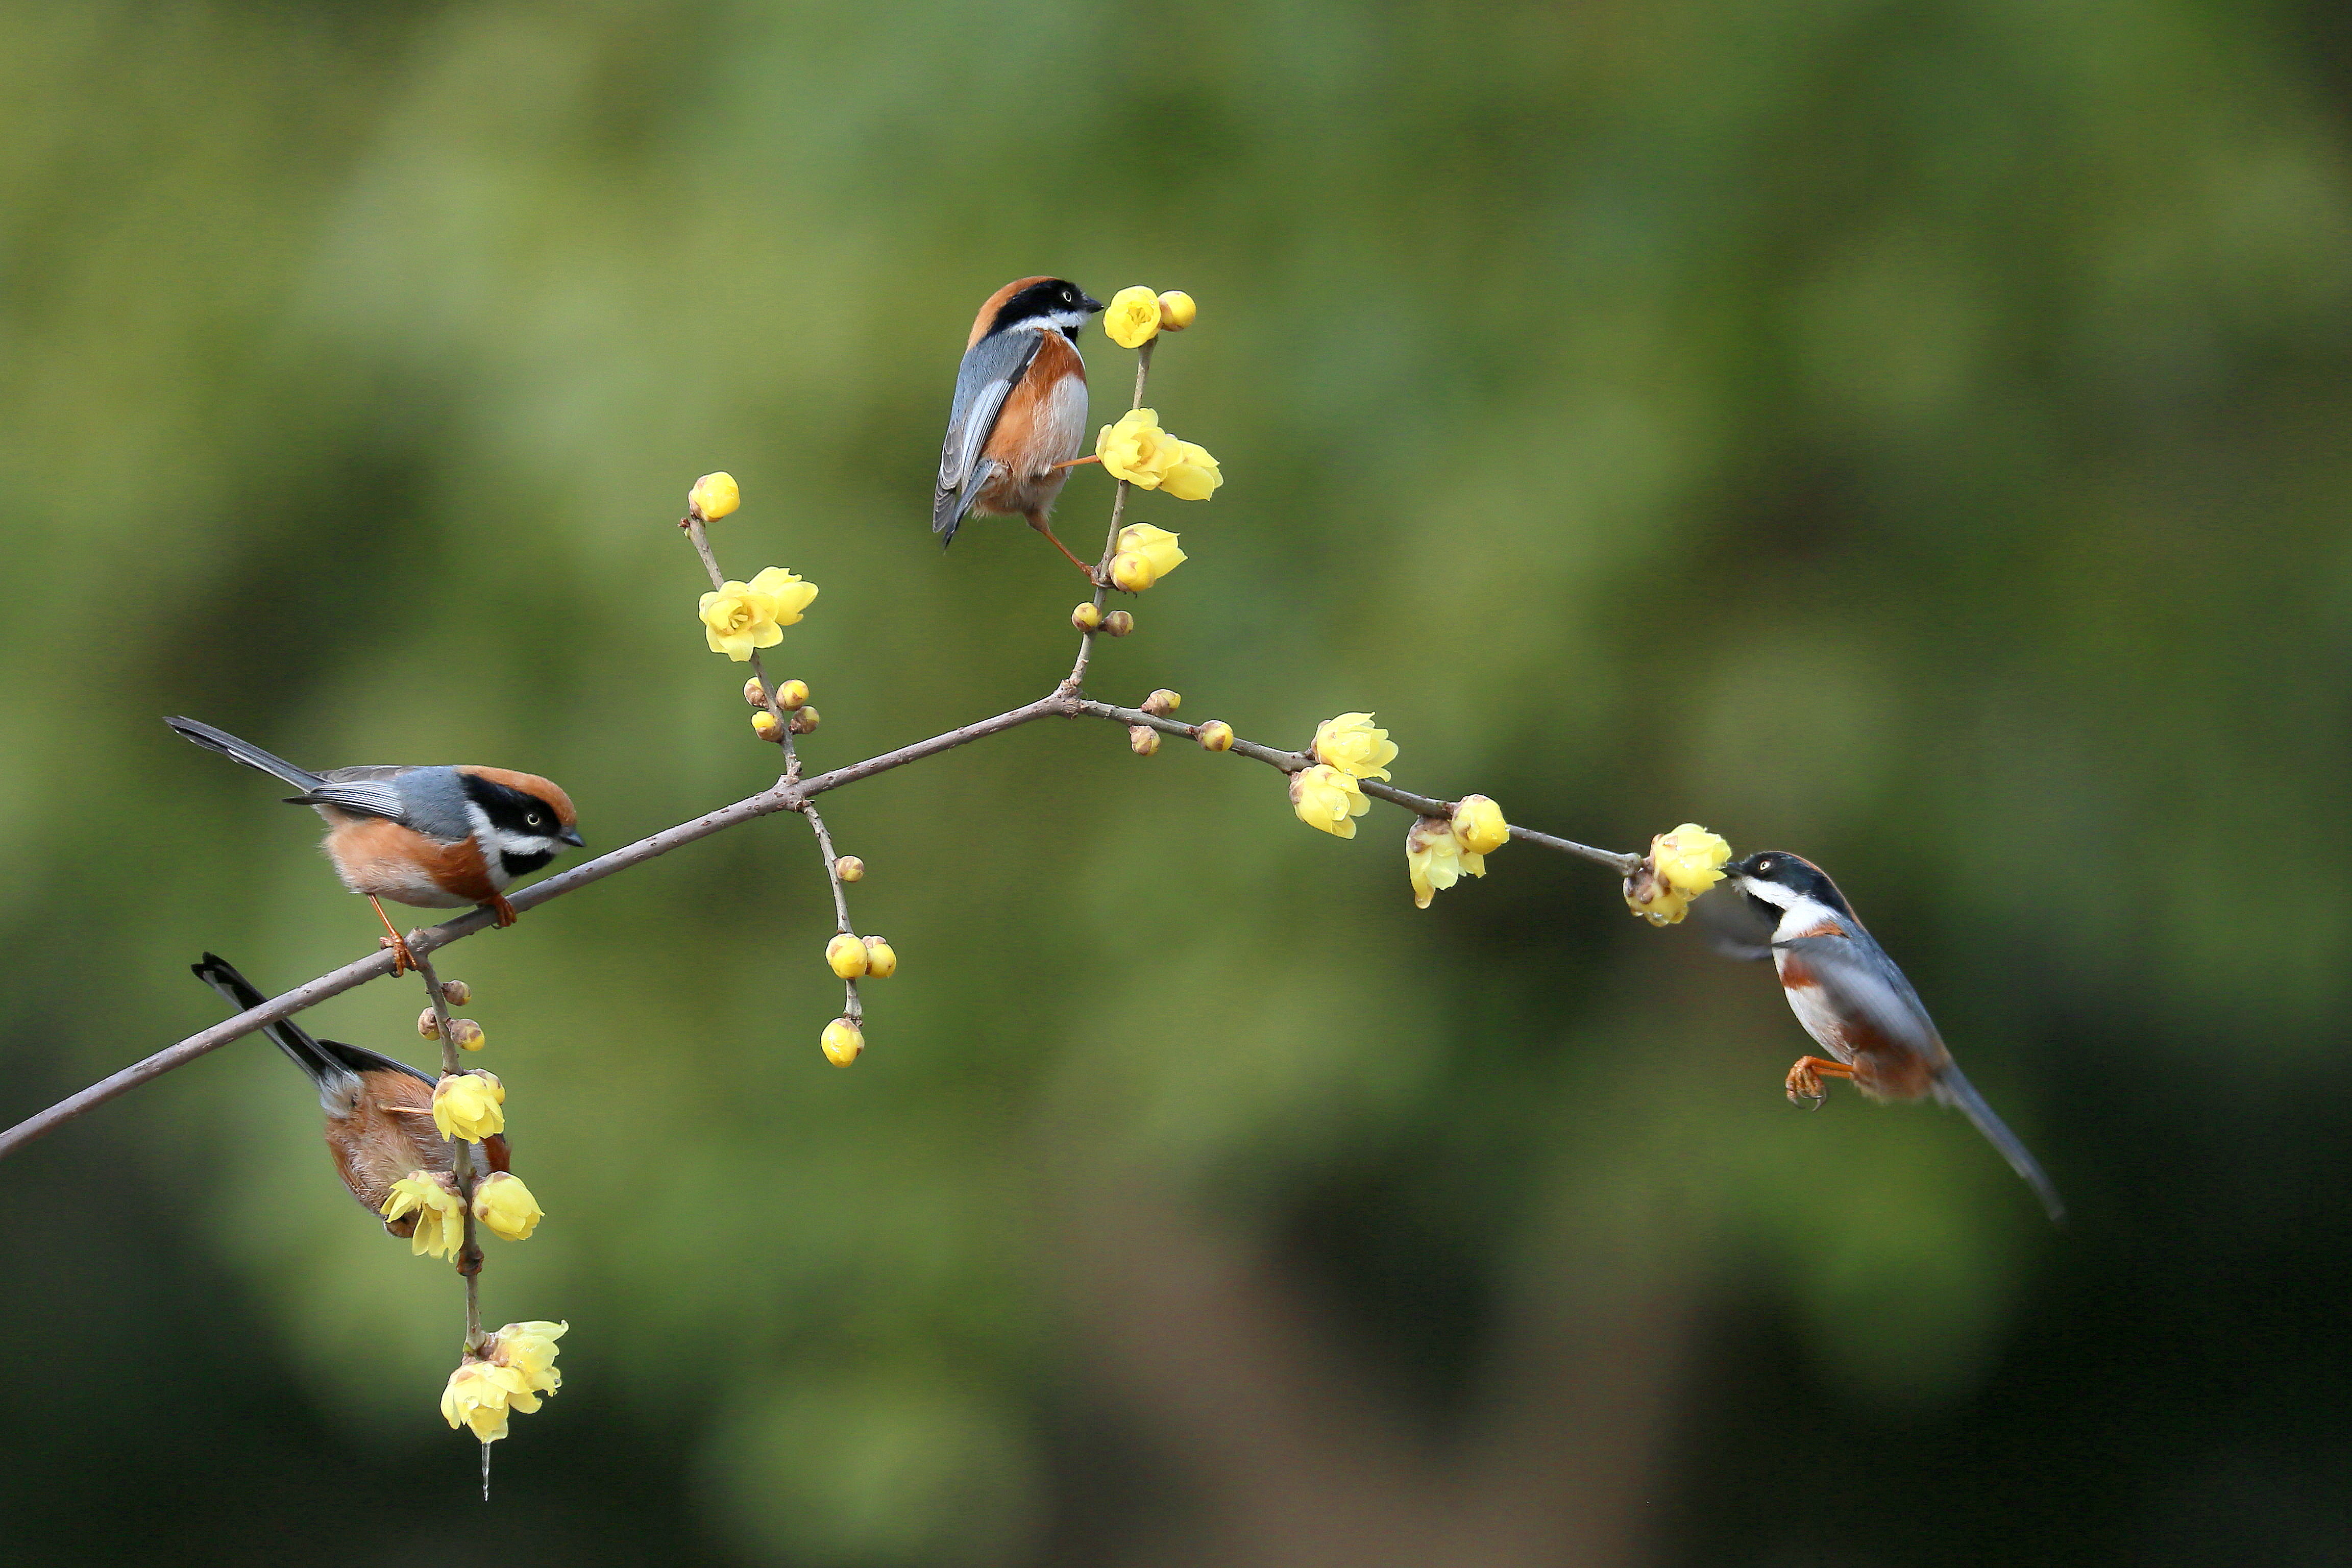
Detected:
[1096,411,1221,498]
[1119,524,1186,580]
[1312,713,1398,781]
[1156,441,1222,501]
[698,566,819,660]
[688,471,740,521]
[1290,764,1370,839]
[442,1361,515,1443]
[471,1171,544,1241]
[1451,795,1508,856]
[1103,286,1162,349]
[1623,823,1733,926]
[1156,290,1197,331]
[431,1070,505,1143]
[381,1172,465,1259]
[826,933,869,979]
[439,1322,566,1444]
[822,1017,863,1066]
[1405,817,1487,909]
[489,1320,566,1396]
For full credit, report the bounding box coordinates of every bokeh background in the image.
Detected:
[4,2,2349,1562]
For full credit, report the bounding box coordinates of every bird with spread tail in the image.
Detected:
[1719,850,2065,1220]
[934,276,1107,578]
[191,953,506,1235]
[166,717,583,975]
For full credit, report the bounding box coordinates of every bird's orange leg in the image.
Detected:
[370,897,418,976]
[1047,455,1102,474]
[484,894,518,928]
[1027,513,1104,583]
[1785,1056,1853,1108]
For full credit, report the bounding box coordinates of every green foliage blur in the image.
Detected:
[4,2,2350,1563]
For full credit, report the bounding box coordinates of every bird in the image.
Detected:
[166,717,583,975]
[1719,851,2065,1220]
[934,276,1107,579]
[190,952,507,1235]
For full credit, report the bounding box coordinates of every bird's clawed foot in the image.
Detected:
[379,933,420,977]
[486,894,518,929]
[1784,1056,1852,1108]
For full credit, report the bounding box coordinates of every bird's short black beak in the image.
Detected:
[561,826,586,848]
[1081,293,1106,313]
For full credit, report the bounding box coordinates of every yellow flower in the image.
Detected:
[1312,713,1397,781]
[471,1172,544,1241]
[432,1070,505,1143]
[442,1361,514,1443]
[826,933,869,979]
[1109,552,1158,593]
[488,1320,567,1396]
[862,937,898,978]
[1103,286,1163,349]
[1118,524,1186,579]
[439,1321,567,1442]
[1623,823,1733,926]
[1096,408,1180,486]
[381,1172,465,1259]
[1157,441,1222,501]
[697,566,818,661]
[821,1017,863,1066]
[1156,290,1197,331]
[1290,764,1370,838]
[1405,816,1487,909]
[688,471,740,522]
[1452,795,1508,856]
[748,565,818,628]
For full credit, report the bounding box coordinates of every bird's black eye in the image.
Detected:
[526,813,544,827]
[1756,859,1773,873]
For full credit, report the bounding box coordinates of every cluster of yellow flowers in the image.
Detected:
[1405,796,1509,909]
[1622,824,1733,925]
[1101,285,1198,349]
[442,1321,568,1444]
[825,932,898,980]
[1096,410,1222,502]
[1289,714,1398,839]
[377,1068,546,1259]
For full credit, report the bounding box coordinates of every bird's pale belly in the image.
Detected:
[1778,972,1856,1064]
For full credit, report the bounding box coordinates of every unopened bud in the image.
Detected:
[1129,724,1161,756]
[821,1017,863,1066]
[1142,689,1182,716]
[1156,290,1197,331]
[776,679,809,710]
[448,1019,486,1052]
[743,677,769,708]
[1196,720,1234,752]
[1103,610,1135,638]
[863,936,898,978]
[826,933,870,978]
[1109,552,1157,593]
[790,707,820,734]
[834,855,865,883]
[418,1008,442,1039]
[688,471,740,522]
[1072,602,1103,632]
[752,709,784,741]
[439,979,472,1007]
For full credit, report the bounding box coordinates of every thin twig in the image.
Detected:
[1065,337,1155,693]
[413,952,485,1351]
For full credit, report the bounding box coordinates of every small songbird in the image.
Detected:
[1720,851,2065,1220]
[166,717,583,974]
[934,276,1107,578]
[191,953,506,1235]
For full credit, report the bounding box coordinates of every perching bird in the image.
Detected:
[934,276,1107,578]
[1720,851,2065,1220]
[191,953,506,1235]
[166,717,583,974]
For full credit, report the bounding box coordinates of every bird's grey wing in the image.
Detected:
[1773,934,1943,1052]
[285,764,411,823]
[935,331,1043,517]
[1696,891,1778,961]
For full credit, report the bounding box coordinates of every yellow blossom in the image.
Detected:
[688,471,740,522]
[471,1171,544,1242]
[822,1017,863,1066]
[1104,286,1162,349]
[442,1361,514,1443]
[1157,441,1222,501]
[1156,290,1197,330]
[697,566,818,661]
[1623,823,1733,926]
[1117,524,1186,580]
[1312,713,1397,781]
[1405,816,1487,909]
[488,1320,567,1396]
[826,933,869,979]
[863,937,897,978]
[1109,552,1158,592]
[432,1070,505,1143]
[440,1321,567,1442]
[1096,408,1179,486]
[1290,764,1370,838]
[1452,795,1508,856]
[381,1172,465,1259]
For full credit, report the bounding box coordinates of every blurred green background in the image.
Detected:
[4,1,2349,1562]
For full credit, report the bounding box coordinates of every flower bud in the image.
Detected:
[776,678,808,710]
[1103,610,1135,638]
[439,978,472,1007]
[821,1017,863,1066]
[826,933,870,979]
[1142,689,1182,716]
[1156,290,1197,330]
[834,855,865,883]
[863,936,897,978]
[689,471,740,522]
[1451,795,1509,856]
[752,709,784,740]
[1196,720,1234,751]
[418,1008,442,1039]
[791,707,820,734]
[743,676,769,708]
[1072,602,1103,632]
[471,1171,545,1242]
[1110,552,1158,593]
[448,1018,486,1052]
[1129,724,1161,756]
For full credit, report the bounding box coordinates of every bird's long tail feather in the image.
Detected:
[1934,1065,2065,1222]
[190,953,360,1096]
[165,717,326,793]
